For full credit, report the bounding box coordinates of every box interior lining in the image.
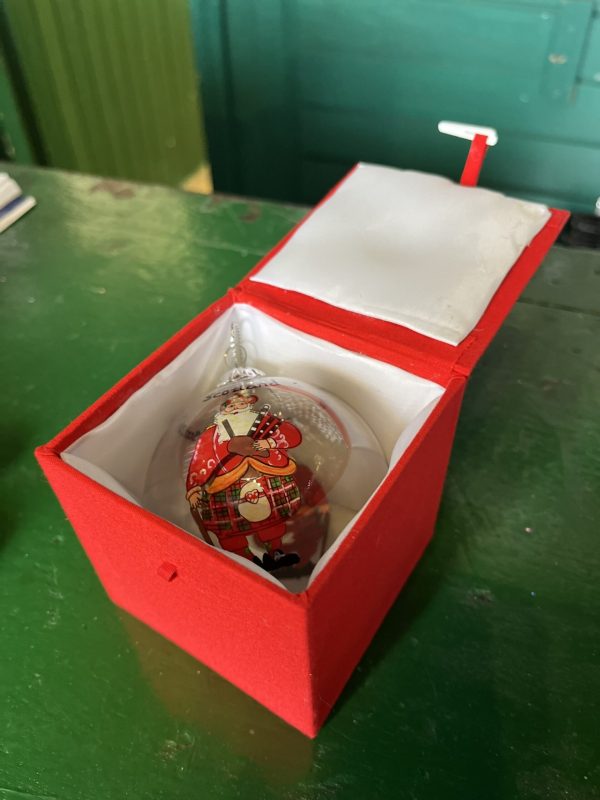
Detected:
[62,303,444,591]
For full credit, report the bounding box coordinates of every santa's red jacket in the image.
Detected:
[186,415,302,497]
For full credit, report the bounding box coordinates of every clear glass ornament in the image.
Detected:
[145,325,387,586]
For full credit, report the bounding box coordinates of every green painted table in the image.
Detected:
[1,165,599,800]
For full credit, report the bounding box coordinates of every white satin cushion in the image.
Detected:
[251,164,550,346]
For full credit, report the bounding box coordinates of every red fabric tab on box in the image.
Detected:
[460,133,489,187]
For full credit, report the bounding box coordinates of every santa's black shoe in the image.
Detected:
[261,550,300,571]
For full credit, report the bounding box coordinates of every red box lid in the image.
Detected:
[234,162,568,386]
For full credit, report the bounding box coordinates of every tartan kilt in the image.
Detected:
[198,474,301,540]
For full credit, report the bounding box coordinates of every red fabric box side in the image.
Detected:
[306,377,466,732]
[35,371,465,738]
[35,445,315,735]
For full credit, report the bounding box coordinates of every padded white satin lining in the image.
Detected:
[61,304,444,591]
[251,164,551,346]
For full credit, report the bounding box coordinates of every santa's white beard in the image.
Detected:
[215,409,257,442]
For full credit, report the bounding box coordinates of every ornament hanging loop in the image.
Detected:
[225,323,247,369]
[217,324,265,386]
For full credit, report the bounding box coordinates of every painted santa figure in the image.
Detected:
[186,390,303,570]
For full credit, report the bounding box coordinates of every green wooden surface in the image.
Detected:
[1,163,599,800]
[2,0,207,185]
[194,0,600,212]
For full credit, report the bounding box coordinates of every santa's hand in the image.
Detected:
[227,435,257,457]
[253,439,271,451]
[188,490,202,510]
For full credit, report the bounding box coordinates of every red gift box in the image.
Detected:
[36,134,568,738]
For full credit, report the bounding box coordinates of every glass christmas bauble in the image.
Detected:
[145,325,387,587]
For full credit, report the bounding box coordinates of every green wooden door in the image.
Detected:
[2,0,207,186]
[194,0,600,210]
[0,47,34,162]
